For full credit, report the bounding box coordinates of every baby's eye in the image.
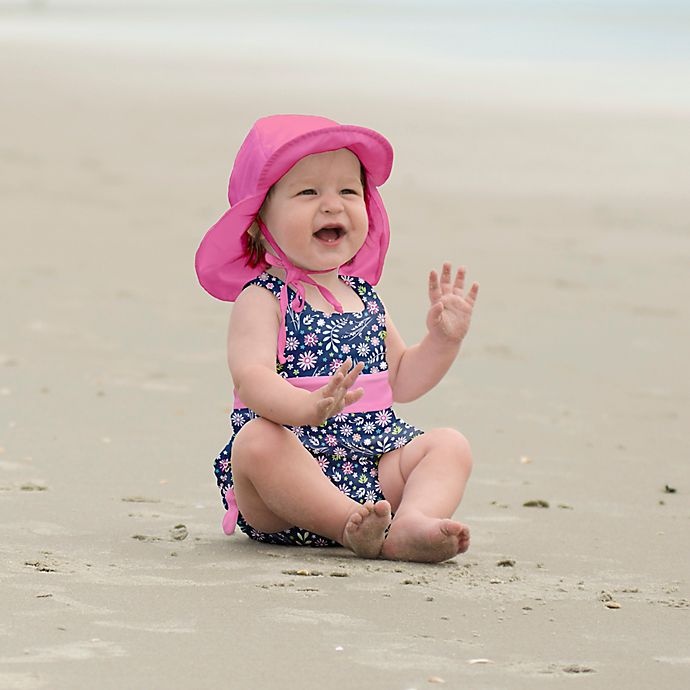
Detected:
[298,188,317,196]
[341,188,360,195]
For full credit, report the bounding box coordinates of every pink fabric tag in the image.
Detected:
[222,488,239,535]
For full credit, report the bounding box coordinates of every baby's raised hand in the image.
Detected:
[307,358,364,426]
[426,263,479,344]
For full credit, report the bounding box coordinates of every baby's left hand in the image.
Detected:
[426,263,479,344]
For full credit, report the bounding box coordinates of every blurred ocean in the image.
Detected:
[1,0,689,109]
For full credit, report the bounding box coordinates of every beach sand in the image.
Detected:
[1,9,689,689]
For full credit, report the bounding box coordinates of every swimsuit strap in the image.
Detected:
[257,219,343,363]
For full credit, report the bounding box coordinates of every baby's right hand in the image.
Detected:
[307,358,364,426]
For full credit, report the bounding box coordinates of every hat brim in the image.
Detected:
[195,193,266,301]
[255,125,393,196]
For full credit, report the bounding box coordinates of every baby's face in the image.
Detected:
[261,149,368,272]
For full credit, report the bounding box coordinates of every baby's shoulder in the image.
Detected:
[234,276,281,316]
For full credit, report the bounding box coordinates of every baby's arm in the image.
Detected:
[386,263,478,403]
[228,286,364,426]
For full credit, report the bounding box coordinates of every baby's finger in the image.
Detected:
[452,266,466,295]
[466,281,479,306]
[343,387,365,407]
[440,262,453,293]
[342,360,364,388]
[323,371,344,396]
[428,270,441,303]
[428,300,444,325]
[316,396,335,420]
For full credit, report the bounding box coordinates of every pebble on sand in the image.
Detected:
[170,524,188,541]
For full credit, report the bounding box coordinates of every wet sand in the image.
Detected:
[1,15,689,690]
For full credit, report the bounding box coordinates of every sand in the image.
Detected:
[1,8,689,690]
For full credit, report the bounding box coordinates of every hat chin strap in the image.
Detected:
[257,219,343,365]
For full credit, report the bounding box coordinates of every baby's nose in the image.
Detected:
[320,192,344,213]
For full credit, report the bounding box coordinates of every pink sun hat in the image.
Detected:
[195,114,394,301]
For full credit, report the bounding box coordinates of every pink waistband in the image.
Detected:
[233,370,393,414]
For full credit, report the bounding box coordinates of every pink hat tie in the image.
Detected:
[257,220,343,364]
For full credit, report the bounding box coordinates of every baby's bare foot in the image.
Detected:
[380,513,470,563]
[342,500,391,559]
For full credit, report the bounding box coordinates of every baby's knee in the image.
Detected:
[232,418,285,465]
[428,427,473,472]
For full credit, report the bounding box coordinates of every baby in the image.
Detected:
[196,115,478,562]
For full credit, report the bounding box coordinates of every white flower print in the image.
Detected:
[356,343,370,357]
[285,336,299,351]
[325,434,337,447]
[298,351,317,370]
[339,424,353,437]
[231,412,245,427]
[341,344,351,354]
[329,358,344,373]
[377,314,386,327]
[376,410,392,427]
[333,412,348,423]
[363,422,376,434]
[317,318,326,327]
[342,461,354,475]
[352,433,362,443]
[304,333,318,346]
[394,437,408,449]
[367,301,379,314]
[365,490,379,502]
[316,455,330,470]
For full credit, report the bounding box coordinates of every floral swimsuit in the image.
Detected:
[213,272,423,547]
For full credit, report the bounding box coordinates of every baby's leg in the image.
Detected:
[378,428,473,563]
[231,418,391,558]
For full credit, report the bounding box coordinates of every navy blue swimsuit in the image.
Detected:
[213,272,423,547]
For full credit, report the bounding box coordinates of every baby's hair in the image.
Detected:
[243,162,367,268]
[244,186,273,268]
[244,222,266,268]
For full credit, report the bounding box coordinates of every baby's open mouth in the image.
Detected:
[313,225,345,243]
